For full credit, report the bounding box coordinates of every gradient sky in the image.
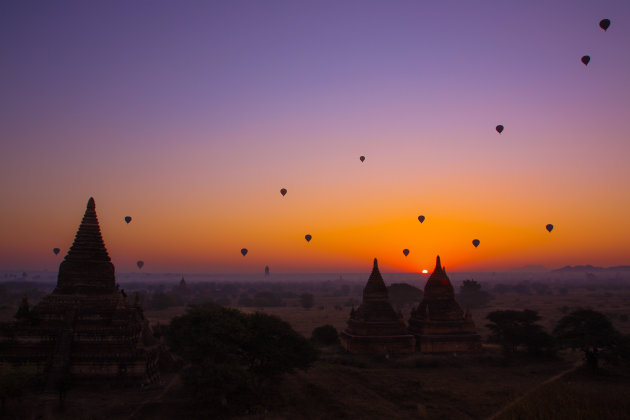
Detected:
[1,1,629,274]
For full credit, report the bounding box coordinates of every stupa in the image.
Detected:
[0,198,160,387]
[339,259,415,354]
[408,256,481,353]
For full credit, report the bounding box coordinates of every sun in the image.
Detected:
[421,269,428,274]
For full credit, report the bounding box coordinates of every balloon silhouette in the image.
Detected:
[280,188,287,197]
[241,248,248,257]
[472,239,480,248]
[53,248,60,255]
[546,224,554,233]
[417,215,425,223]
[359,156,365,162]
[305,234,312,243]
[496,125,504,134]
[581,55,590,66]
[599,19,610,31]
[137,260,144,269]
[124,216,132,224]
[402,249,410,257]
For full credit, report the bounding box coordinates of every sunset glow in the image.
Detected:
[1,1,629,274]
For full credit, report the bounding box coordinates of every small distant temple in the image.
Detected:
[408,256,481,353]
[0,198,160,387]
[340,259,414,354]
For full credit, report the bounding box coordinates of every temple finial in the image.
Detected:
[435,255,442,271]
[373,258,378,269]
[87,197,95,209]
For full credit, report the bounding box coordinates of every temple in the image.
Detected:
[408,256,481,353]
[340,259,415,354]
[0,198,160,387]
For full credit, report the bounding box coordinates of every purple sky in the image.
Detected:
[1,1,629,273]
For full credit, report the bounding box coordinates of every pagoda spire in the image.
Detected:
[434,255,443,275]
[63,197,111,263]
[423,255,455,297]
[363,258,388,301]
[55,198,116,294]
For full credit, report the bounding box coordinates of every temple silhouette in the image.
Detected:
[0,198,160,387]
[340,259,415,354]
[408,256,481,353]
[341,256,481,354]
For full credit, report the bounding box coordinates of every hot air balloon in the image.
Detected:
[124,216,132,224]
[546,224,554,233]
[359,156,365,162]
[137,260,144,269]
[241,248,248,257]
[53,248,60,255]
[418,215,425,223]
[280,188,287,197]
[496,125,504,134]
[403,249,410,257]
[581,55,590,66]
[472,239,480,248]
[599,19,610,31]
[305,234,312,243]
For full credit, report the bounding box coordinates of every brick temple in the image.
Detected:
[0,198,160,387]
[408,256,481,353]
[340,259,415,354]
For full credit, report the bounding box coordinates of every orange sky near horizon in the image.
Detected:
[2,2,630,274]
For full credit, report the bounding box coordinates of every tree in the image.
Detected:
[486,310,553,356]
[387,283,423,306]
[554,309,620,369]
[311,325,339,346]
[166,303,317,413]
[299,293,314,309]
[457,279,492,309]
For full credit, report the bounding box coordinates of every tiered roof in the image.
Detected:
[55,197,116,294]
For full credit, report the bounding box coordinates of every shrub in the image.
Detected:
[311,325,339,346]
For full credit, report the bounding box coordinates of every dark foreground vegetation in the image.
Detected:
[166,303,318,417]
[1,275,630,418]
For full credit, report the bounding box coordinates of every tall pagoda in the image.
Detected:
[340,259,414,354]
[0,198,160,387]
[408,256,481,353]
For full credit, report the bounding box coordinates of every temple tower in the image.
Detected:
[408,256,481,353]
[56,197,116,294]
[0,198,160,386]
[339,259,415,354]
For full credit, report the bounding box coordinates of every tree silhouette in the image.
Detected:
[311,325,339,346]
[554,309,620,369]
[166,303,317,412]
[458,279,492,309]
[486,310,553,356]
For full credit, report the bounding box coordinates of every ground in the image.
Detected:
[1,289,629,419]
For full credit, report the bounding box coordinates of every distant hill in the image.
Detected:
[552,265,630,273]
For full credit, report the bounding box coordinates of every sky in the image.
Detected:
[1,0,629,274]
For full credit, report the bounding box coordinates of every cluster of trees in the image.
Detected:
[486,308,630,369]
[166,303,317,415]
[387,283,423,307]
[457,280,493,309]
[311,324,339,346]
